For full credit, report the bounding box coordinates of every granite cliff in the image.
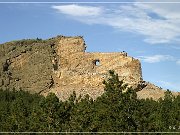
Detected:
[0,36,178,100]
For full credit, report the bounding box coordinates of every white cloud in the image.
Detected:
[52,5,103,17]
[157,80,180,92]
[52,3,180,44]
[137,54,180,66]
[172,46,180,50]
[138,55,174,63]
[176,59,180,65]
[138,54,180,65]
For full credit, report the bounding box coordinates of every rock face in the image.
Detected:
[0,39,55,94]
[137,82,165,100]
[0,36,178,100]
[43,36,143,100]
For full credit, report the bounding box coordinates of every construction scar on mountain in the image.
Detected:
[0,36,179,100]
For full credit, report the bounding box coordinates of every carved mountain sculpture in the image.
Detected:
[0,36,179,100]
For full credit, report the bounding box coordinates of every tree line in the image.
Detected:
[0,71,179,132]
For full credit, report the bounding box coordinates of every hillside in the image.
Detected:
[0,36,179,100]
[0,72,179,132]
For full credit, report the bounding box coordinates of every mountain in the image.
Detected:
[0,36,179,100]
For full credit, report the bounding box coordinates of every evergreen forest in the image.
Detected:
[0,71,179,133]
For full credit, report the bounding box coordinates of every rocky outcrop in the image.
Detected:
[0,38,56,93]
[43,36,143,100]
[137,82,179,100]
[0,36,178,100]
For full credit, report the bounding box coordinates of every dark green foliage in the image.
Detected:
[0,71,179,132]
[0,88,43,131]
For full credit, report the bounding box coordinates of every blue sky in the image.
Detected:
[0,0,180,91]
